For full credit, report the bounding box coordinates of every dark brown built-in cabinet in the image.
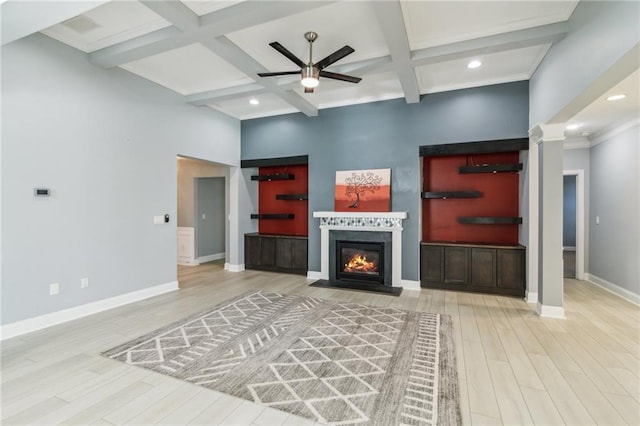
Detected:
[245,233,308,275]
[420,242,525,297]
[419,139,528,297]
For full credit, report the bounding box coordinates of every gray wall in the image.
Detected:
[241,82,530,280]
[529,1,640,126]
[563,175,576,247]
[195,177,226,258]
[1,34,240,325]
[177,157,227,227]
[589,124,639,295]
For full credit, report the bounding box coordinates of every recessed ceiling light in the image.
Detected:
[249,98,259,105]
[467,60,482,69]
[606,94,627,101]
[566,124,581,130]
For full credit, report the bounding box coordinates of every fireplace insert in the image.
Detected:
[336,240,384,284]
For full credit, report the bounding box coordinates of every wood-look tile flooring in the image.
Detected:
[2,261,639,425]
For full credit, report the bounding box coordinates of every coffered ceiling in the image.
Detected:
[6,0,636,132]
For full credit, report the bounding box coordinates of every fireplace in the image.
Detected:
[336,240,384,284]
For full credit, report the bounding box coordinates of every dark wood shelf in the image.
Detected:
[458,163,523,174]
[250,214,295,220]
[458,216,522,225]
[275,194,308,201]
[419,138,529,157]
[251,173,295,182]
[421,190,482,199]
[241,155,308,168]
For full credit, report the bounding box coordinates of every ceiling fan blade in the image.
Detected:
[315,45,355,70]
[304,87,314,94]
[257,71,300,77]
[269,42,306,68]
[319,70,361,84]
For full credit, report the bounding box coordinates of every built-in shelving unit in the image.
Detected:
[458,163,523,174]
[275,194,308,200]
[421,191,481,199]
[242,155,309,275]
[250,214,295,220]
[419,138,528,297]
[458,216,522,225]
[251,173,295,182]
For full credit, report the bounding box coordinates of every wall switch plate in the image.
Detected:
[596,216,600,225]
[153,215,163,224]
[81,277,89,288]
[50,283,59,295]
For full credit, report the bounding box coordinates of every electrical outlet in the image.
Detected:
[50,283,59,295]
[81,277,89,288]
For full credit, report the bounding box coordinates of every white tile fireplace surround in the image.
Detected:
[312,211,408,287]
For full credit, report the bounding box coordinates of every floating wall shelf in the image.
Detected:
[421,191,482,199]
[250,214,295,220]
[251,173,295,182]
[458,163,523,174]
[458,216,522,225]
[275,194,308,200]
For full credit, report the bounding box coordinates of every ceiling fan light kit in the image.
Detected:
[257,31,361,93]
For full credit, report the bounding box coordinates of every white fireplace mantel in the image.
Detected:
[312,211,408,287]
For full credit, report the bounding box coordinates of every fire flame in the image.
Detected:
[344,253,378,273]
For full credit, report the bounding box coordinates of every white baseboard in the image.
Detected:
[586,273,640,306]
[401,280,421,291]
[525,291,538,303]
[536,302,565,319]
[306,271,323,280]
[224,263,244,272]
[563,246,576,252]
[0,281,179,341]
[178,260,197,266]
[196,252,225,264]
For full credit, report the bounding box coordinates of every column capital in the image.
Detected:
[529,123,566,144]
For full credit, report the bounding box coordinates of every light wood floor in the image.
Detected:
[2,261,639,425]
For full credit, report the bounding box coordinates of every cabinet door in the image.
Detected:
[245,235,261,268]
[259,237,276,267]
[497,249,525,290]
[471,248,497,287]
[291,239,308,271]
[444,246,469,285]
[421,245,444,283]
[275,238,293,269]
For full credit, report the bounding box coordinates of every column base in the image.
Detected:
[536,302,565,318]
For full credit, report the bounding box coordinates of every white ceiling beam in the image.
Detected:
[89,1,334,68]
[411,22,569,67]
[203,36,318,117]
[140,1,199,32]
[187,84,268,106]
[371,1,420,103]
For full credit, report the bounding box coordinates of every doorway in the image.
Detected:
[563,169,585,280]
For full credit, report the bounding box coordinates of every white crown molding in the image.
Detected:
[563,136,590,150]
[527,43,551,77]
[586,273,640,306]
[0,281,179,341]
[590,116,640,147]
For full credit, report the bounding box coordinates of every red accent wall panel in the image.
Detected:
[422,152,520,244]
[258,165,308,236]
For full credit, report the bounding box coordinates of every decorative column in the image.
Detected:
[530,124,566,318]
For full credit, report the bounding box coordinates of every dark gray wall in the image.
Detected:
[195,177,226,258]
[241,82,529,280]
[563,175,577,247]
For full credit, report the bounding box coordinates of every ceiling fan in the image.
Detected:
[257,32,362,93]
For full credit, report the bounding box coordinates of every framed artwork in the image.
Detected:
[335,168,391,212]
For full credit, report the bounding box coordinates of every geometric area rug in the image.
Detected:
[103,291,461,425]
